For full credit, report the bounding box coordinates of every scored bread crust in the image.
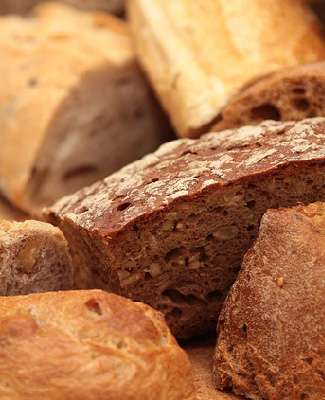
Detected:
[0,2,171,213]
[46,118,325,338]
[213,62,325,131]
[213,202,325,400]
[0,289,196,400]
[0,219,73,295]
[128,0,325,138]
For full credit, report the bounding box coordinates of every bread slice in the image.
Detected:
[46,118,325,338]
[213,202,325,400]
[0,219,73,295]
[0,3,171,213]
[0,289,195,400]
[213,62,325,131]
[0,0,124,15]
[128,0,325,138]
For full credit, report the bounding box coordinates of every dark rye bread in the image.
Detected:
[213,202,325,400]
[46,118,325,338]
[213,62,325,132]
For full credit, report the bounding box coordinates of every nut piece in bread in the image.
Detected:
[128,0,325,138]
[0,0,124,15]
[213,62,325,131]
[0,219,73,295]
[213,202,325,400]
[0,289,196,400]
[46,118,325,338]
[0,3,171,213]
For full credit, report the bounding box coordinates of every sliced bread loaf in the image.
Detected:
[46,118,325,338]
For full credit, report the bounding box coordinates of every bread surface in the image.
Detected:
[128,0,325,137]
[213,62,325,131]
[0,0,124,15]
[213,202,325,399]
[0,2,171,212]
[0,219,73,295]
[0,289,196,400]
[46,118,325,338]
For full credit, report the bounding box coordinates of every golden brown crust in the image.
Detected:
[128,0,325,137]
[0,289,196,400]
[213,202,325,399]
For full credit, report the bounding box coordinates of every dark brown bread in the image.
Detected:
[213,202,325,400]
[46,118,325,338]
[0,289,196,400]
[213,62,325,132]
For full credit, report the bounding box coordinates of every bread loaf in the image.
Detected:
[0,289,196,400]
[0,219,73,295]
[213,202,325,400]
[213,62,325,131]
[0,0,124,15]
[46,118,325,338]
[0,3,171,213]
[128,0,325,138]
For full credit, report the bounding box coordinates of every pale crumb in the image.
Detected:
[276,277,284,287]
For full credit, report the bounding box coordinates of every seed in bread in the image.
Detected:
[213,62,325,131]
[0,219,73,295]
[128,0,325,138]
[46,118,325,338]
[0,3,171,213]
[0,289,196,400]
[213,202,325,400]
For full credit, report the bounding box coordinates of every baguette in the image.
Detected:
[128,0,325,138]
[0,289,196,400]
[0,219,73,295]
[46,118,325,338]
[213,202,325,399]
[0,3,171,213]
[213,62,325,131]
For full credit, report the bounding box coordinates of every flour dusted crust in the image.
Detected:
[0,2,171,212]
[213,62,325,131]
[128,0,325,137]
[46,118,325,338]
[0,219,73,295]
[213,202,325,399]
[0,289,196,400]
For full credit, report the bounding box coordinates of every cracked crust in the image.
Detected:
[0,289,196,400]
[213,202,325,399]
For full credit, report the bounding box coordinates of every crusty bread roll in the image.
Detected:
[0,2,171,213]
[0,0,124,15]
[213,62,325,131]
[0,219,73,295]
[0,289,196,400]
[213,202,325,399]
[46,118,325,339]
[128,0,325,138]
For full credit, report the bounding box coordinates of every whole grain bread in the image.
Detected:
[0,3,171,213]
[213,62,325,131]
[0,289,196,400]
[128,0,325,138]
[0,219,73,295]
[213,202,325,400]
[46,118,325,338]
[0,0,124,15]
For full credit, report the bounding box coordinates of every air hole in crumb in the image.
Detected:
[292,87,306,95]
[250,104,281,121]
[181,150,198,156]
[144,272,152,281]
[206,290,223,301]
[85,299,102,315]
[28,77,38,87]
[303,357,313,365]
[242,323,248,337]
[206,234,213,241]
[117,202,132,212]
[167,307,182,318]
[292,98,310,111]
[165,248,182,263]
[247,225,255,231]
[246,200,256,209]
[79,206,89,213]
[300,394,309,400]
[150,177,159,183]
[63,164,98,180]
[162,289,203,305]
[117,340,126,349]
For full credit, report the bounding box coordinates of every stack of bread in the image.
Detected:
[0,1,324,399]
